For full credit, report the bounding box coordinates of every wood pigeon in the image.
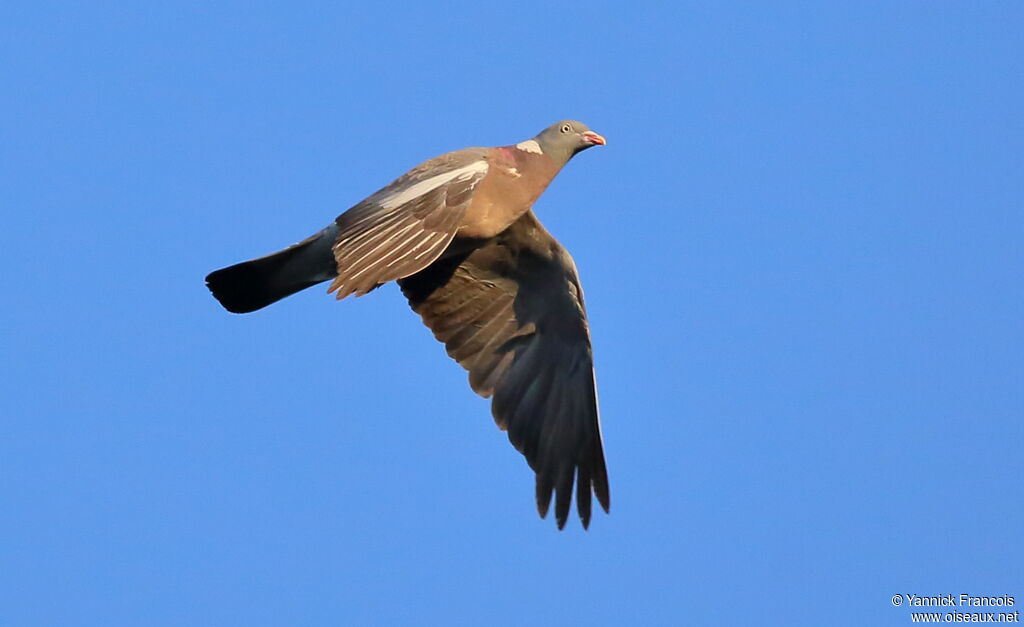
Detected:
[206,120,609,529]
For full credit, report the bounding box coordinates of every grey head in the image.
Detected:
[531,119,606,166]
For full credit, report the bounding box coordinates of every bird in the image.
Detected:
[205,120,609,529]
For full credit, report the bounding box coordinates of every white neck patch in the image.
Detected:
[515,139,543,155]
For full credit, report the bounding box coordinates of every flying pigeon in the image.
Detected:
[206,120,609,529]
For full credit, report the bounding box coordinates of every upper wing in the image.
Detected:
[328,149,490,299]
[398,211,610,529]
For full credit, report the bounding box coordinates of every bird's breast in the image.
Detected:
[458,152,558,239]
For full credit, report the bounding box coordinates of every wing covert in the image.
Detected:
[328,150,489,299]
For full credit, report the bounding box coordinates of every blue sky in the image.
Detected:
[2,2,1021,625]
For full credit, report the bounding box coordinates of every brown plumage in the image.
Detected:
[206,120,609,528]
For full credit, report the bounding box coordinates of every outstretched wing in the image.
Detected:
[328,149,490,299]
[398,211,610,529]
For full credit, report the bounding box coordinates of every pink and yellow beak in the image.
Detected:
[581,130,607,146]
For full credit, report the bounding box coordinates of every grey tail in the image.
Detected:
[205,226,338,314]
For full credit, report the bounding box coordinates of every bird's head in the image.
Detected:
[532,120,606,165]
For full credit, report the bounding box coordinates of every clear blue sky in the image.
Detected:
[2,2,1021,625]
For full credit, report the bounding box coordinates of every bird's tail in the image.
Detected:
[205,225,339,314]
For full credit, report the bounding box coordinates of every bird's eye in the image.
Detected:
[560,124,572,133]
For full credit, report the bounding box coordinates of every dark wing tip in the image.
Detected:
[537,463,610,530]
[554,468,573,529]
[596,483,611,514]
[535,473,554,521]
[593,461,606,514]
[577,465,593,529]
[592,444,611,514]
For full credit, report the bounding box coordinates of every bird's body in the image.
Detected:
[206,120,609,528]
[456,145,560,239]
